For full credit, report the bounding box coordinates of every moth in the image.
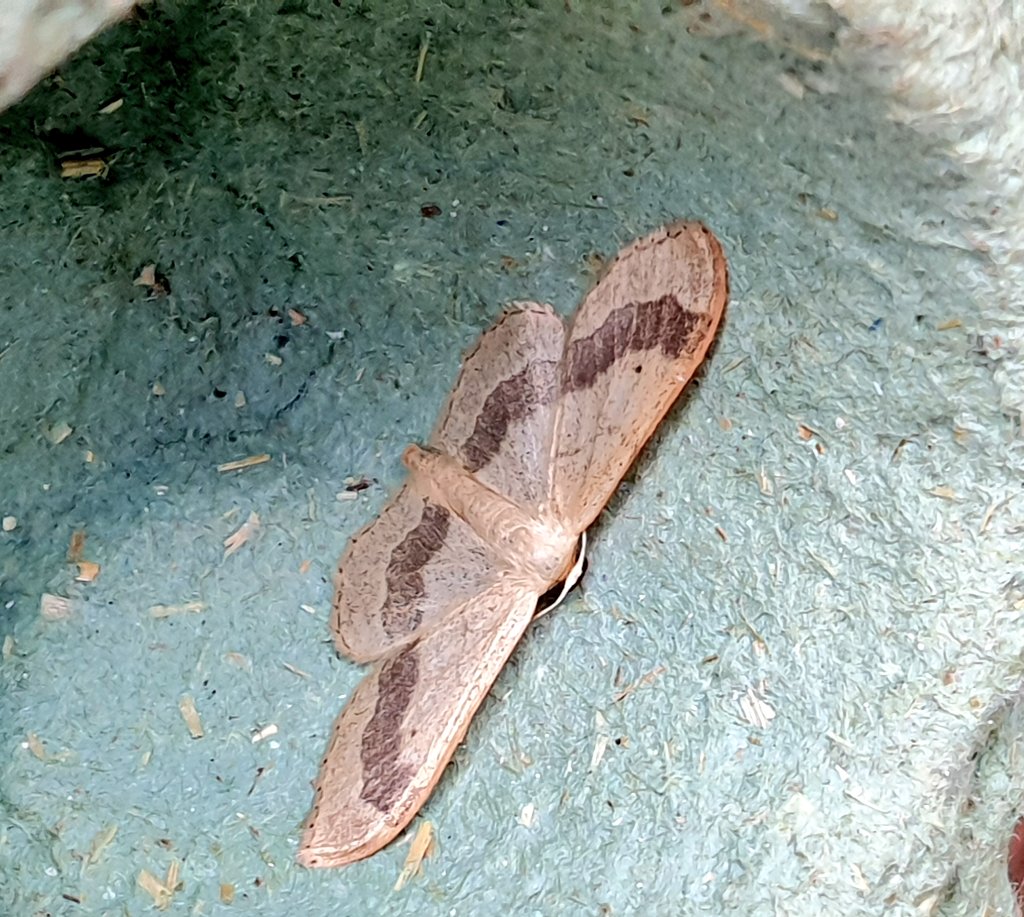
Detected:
[298,221,729,868]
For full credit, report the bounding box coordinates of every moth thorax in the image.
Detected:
[495,517,577,586]
[403,444,574,586]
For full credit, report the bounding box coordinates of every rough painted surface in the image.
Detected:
[0,1,1020,914]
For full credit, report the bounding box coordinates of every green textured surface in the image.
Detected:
[1,2,1020,914]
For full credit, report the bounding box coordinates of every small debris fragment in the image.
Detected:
[613,665,666,703]
[739,684,776,729]
[282,662,311,679]
[777,71,806,99]
[133,264,170,297]
[264,353,283,366]
[928,486,957,501]
[413,33,430,84]
[234,391,247,408]
[420,203,442,218]
[220,884,235,904]
[149,601,205,619]
[76,561,100,583]
[2,635,13,660]
[68,530,86,561]
[27,732,46,760]
[937,319,962,331]
[518,802,537,828]
[60,157,108,179]
[223,512,260,557]
[47,422,74,445]
[217,454,270,473]
[86,824,118,865]
[40,593,72,620]
[2,516,15,531]
[98,97,124,115]
[251,724,278,744]
[394,820,435,890]
[179,695,204,739]
[817,207,839,221]
[225,652,251,670]
[152,382,166,396]
[138,865,175,910]
[288,308,307,326]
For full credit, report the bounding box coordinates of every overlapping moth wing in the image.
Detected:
[331,303,566,663]
[549,221,728,532]
[298,576,538,868]
[431,302,565,509]
[331,487,507,662]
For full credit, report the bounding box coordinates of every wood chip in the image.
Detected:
[220,884,235,904]
[225,652,251,670]
[223,512,260,557]
[76,561,100,583]
[27,732,46,760]
[86,824,118,865]
[47,422,73,445]
[394,820,435,890]
[138,869,172,909]
[179,695,204,739]
[288,309,307,326]
[149,601,205,619]
[40,593,72,620]
[739,685,776,729]
[413,33,430,83]
[937,318,962,331]
[589,734,609,771]
[282,662,310,679]
[928,485,957,500]
[217,454,270,473]
[2,635,13,660]
[614,665,666,703]
[251,724,278,744]
[134,264,157,287]
[98,98,124,114]
[518,802,537,828]
[60,157,108,179]
[68,530,86,561]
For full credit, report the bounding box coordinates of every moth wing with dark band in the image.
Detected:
[299,577,538,868]
[548,221,728,533]
[331,486,506,664]
[431,302,565,510]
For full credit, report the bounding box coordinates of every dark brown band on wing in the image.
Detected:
[460,359,558,472]
[382,503,450,637]
[360,646,419,811]
[564,295,709,392]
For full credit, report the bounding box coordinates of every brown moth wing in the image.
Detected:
[431,302,565,510]
[298,576,538,868]
[331,486,506,664]
[549,221,728,532]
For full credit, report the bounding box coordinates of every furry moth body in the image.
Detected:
[299,221,729,868]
